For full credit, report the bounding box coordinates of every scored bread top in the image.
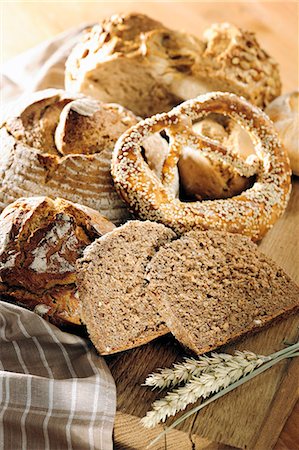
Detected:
[65,13,281,117]
[0,196,115,325]
[77,220,176,354]
[146,230,299,355]
[3,89,137,157]
[0,88,170,224]
[54,98,137,155]
[3,89,76,155]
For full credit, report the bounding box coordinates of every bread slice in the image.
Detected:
[147,230,299,355]
[3,89,76,155]
[77,221,176,354]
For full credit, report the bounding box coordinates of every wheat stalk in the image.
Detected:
[141,350,268,428]
[144,350,267,390]
[141,340,299,448]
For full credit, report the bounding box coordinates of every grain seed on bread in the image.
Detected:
[146,230,299,355]
[77,220,176,354]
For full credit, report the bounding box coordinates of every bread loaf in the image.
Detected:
[265,91,299,176]
[147,230,299,355]
[77,221,176,354]
[0,196,115,326]
[0,89,169,224]
[65,13,281,117]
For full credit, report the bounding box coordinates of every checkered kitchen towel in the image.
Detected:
[0,25,116,450]
[0,302,116,450]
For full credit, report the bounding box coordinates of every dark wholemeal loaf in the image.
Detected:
[77,222,299,355]
[77,221,176,354]
[0,196,115,326]
[146,230,299,355]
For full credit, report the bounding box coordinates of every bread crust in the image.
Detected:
[65,13,281,117]
[112,92,291,241]
[265,91,299,176]
[77,220,176,354]
[146,230,299,356]
[0,89,170,224]
[0,196,115,325]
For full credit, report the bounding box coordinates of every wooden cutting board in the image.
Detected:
[107,178,299,450]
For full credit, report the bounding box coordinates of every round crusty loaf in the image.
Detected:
[146,230,299,355]
[77,220,176,354]
[0,196,115,326]
[265,91,299,176]
[0,88,169,224]
[65,13,281,117]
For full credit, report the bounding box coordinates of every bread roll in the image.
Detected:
[65,13,281,117]
[265,91,299,176]
[0,88,170,224]
[0,196,115,326]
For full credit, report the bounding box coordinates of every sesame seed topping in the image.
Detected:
[111,92,291,241]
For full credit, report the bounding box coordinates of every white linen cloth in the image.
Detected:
[1,24,90,105]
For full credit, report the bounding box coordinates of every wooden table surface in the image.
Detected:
[1,2,298,449]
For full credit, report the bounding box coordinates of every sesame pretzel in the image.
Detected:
[112,92,291,240]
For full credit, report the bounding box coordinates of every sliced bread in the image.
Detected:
[77,221,176,354]
[146,230,299,355]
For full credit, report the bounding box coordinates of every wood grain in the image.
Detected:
[107,174,299,449]
[1,2,298,449]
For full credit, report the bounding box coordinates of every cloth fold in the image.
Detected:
[0,25,116,450]
[0,302,116,450]
[1,23,92,105]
